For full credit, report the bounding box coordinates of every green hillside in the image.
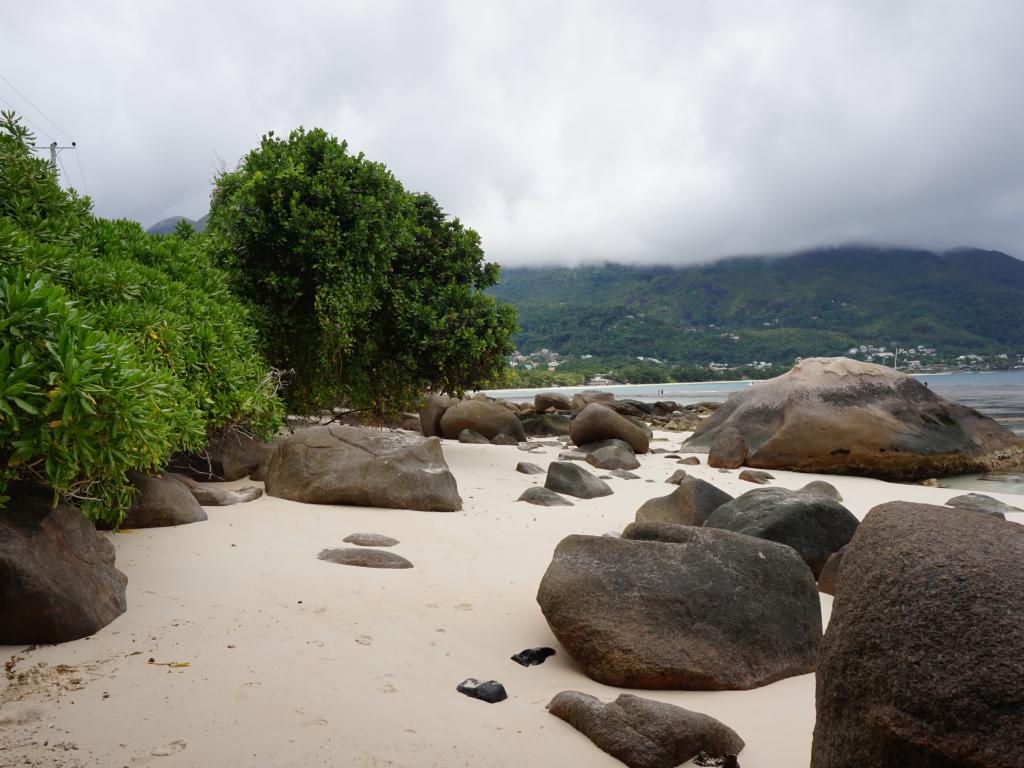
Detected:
[491,247,1024,366]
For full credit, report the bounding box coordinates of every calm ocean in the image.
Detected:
[484,369,1024,495]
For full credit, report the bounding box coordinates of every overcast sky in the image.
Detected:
[4,1,1024,265]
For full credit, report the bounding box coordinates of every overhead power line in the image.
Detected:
[0,71,74,141]
[0,92,54,142]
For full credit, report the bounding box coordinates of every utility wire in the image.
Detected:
[56,151,70,185]
[73,148,90,196]
[0,71,74,141]
[0,92,55,142]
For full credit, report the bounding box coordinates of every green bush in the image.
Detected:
[0,111,282,524]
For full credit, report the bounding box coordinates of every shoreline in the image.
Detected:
[2,430,1022,767]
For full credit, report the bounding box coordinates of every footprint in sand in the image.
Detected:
[354,634,373,646]
[150,739,187,756]
[454,603,474,612]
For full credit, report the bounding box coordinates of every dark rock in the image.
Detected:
[635,476,732,527]
[811,501,1024,767]
[611,469,641,480]
[682,357,1024,481]
[537,530,822,689]
[399,413,423,433]
[817,546,844,595]
[663,454,682,459]
[342,532,400,547]
[558,450,587,462]
[458,428,490,444]
[0,483,127,644]
[535,392,572,412]
[264,425,462,511]
[121,472,207,528]
[516,462,545,475]
[169,474,262,506]
[945,492,1020,519]
[665,469,688,484]
[317,548,413,569]
[518,487,574,506]
[456,678,507,703]
[738,469,773,484]
[167,429,273,481]
[679,456,701,465]
[511,647,556,667]
[800,480,842,501]
[440,400,527,442]
[544,462,614,499]
[708,427,747,469]
[419,393,455,437]
[519,412,572,437]
[547,690,744,768]
[578,439,640,471]
[570,403,650,454]
[704,487,859,578]
[490,433,520,446]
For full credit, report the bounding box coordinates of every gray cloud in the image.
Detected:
[4,0,1024,265]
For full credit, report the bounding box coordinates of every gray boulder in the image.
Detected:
[945,492,1020,519]
[812,501,1024,767]
[167,429,273,481]
[342,532,399,547]
[264,425,462,511]
[635,476,732,527]
[537,530,821,689]
[518,487,574,506]
[169,474,262,506]
[738,469,774,484]
[683,357,1024,481]
[571,390,615,412]
[800,480,843,501]
[516,462,545,475]
[570,403,650,454]
[535,392,572,412]
[490,433,519,446]
[665,469,687,484]
[440,400,527,442]
[547,690,744,768]
[519,412,572,437]
[121,472,207,528]
[318,548,412,569]
[817,546,844,595]
[458,428,490,444]
[578,439,640,471]
[704,486,858,578]
[1,483,127,644]
[419,393,455,438]
[544,462,614,499]
[611,469,641,480]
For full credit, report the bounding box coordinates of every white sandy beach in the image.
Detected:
[2,430,1022,768]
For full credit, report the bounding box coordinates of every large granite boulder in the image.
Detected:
[264,425,462,511]
[519,412,572,437]
[704,486,859,578]
[544,462,614,499]
[578,439,640,471]
[439,399,527,442]
[570,403,650,454]
[812,501,1024,767]
[121,472,207,528]
[167,429,274,481]
[535,392,572,412]
[944,492,1020,519]
[1,483,127,644]
[571,390,615,412]
[537,529,821,689]
[419,393,455,438]
[682,357,1024,481]
[547,690,744,768]
[635,476,732,527]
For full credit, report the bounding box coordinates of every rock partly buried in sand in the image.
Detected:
[518,487,575,506]
[665,469,687,484]
[944,492,1020,519]
[816,546,844,595]
[635,476,732,527]
[578,439,641,471]
[516,462,545,475]
[342,533,400,547]
[678,456,701,466]
[440,400,527,442]
[812,501,1024,768]
[570,403,650,454]
[264,425,462,512]
[458,428,490,444]
[800,480,843,501]
[545,461,614,499]
[535,392,572,412]
[167,429,273,481]
[708,427,747,469]
[519,412,572,437]
[121,472,207,528]
[511,647,556,667]
[682,356,1024,481]
[1,483,127,644]
[705,487,858,578]
[537,530,821,689]
[456,678,508,703]
[611,469,641,480]
[547,690,744,768]
[490,433,519,446]
[738,469,773,484]
[170,474,263,506]
[318,548,413,569]
[419,393,455,438]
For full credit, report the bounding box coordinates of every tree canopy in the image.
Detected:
[206,127,516,414]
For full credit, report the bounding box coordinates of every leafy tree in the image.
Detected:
[207,128,516,414]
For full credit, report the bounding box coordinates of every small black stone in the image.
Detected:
[510,647,556,667]
[456,678,508,703]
